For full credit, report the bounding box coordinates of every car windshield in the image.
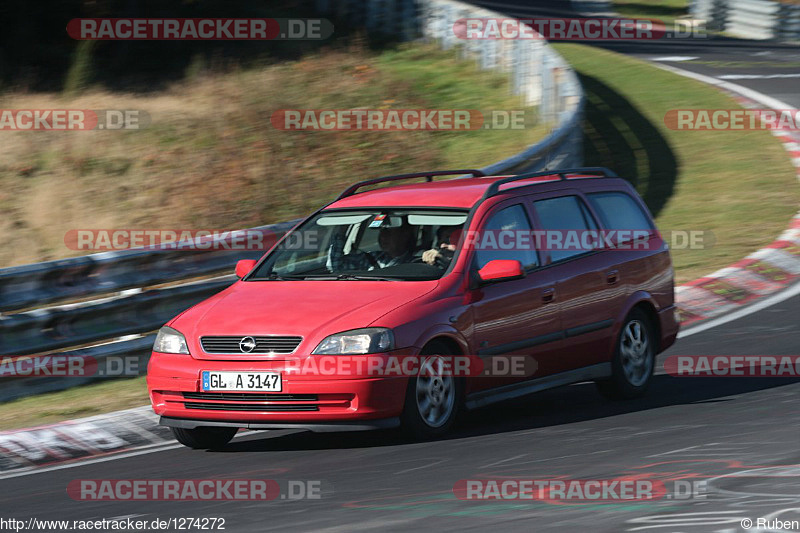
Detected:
[248,209,469,281]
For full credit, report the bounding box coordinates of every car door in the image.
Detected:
[468,200,563,390]
[529,191,623,370]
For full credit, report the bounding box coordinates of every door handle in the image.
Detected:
[606,270,619,284]
[542,287,555,303]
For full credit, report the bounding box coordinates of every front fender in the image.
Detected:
[412,323,471,355]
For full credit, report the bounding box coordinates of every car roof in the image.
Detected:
[326,174,623,210]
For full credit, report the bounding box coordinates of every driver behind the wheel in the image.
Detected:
[422,225,463,266]
[328,222,415,271]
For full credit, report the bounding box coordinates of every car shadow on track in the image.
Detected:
[578,72,678,218]
[213,372,799,453]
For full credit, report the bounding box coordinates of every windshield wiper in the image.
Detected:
[301,274,402,281]
[248,272,306,281]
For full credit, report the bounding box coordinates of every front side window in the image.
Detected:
[474,204,539,270]
[248,209,468,281]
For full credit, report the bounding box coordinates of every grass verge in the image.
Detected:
[0,377,147,431]
[554,43,798,284]
[0,42,544,267]
[612,0,689,27]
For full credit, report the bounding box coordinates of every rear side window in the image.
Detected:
[475,204,539,270]
[533,195,598,263]
[587,192,653,231]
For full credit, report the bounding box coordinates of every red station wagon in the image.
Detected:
[148,168,679,449]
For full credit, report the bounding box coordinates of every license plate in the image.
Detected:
[202,371,282,392]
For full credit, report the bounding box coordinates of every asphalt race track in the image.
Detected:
[2,6,799,533]
[2,292,799,532]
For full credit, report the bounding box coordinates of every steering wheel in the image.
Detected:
[411,255,447,268]
[356,249,381,268]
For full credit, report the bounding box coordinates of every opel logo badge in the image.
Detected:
[239,336,257,353]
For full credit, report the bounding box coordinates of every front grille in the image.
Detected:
[184,402,319,412]
[200,336,302,354]
[183,392,318,402]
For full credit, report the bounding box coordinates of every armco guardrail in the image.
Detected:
[0,220,299,313]
[726,0,779,39]
[691,0,800,39]
[0,0,584,402]
[691,0,730,32]
[776,1,800,39]
[1,279,231,356]
[570,0,614,15]
[0,336,156,403]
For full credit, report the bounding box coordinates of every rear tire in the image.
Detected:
[400,342,463,440]
[596,308,655,400]
[171,426,238,449]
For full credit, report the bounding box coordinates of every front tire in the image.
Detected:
[171,426,238,449]
[597,308,655,400]
[400,342,463,440]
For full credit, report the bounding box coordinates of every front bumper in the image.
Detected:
[159,416,400,432]
[147,350,411,426]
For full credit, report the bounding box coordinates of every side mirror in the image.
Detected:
[477,259,525,285]
[235,259,258,278]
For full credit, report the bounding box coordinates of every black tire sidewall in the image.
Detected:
[603,308,656,399]
[400,344,463,440]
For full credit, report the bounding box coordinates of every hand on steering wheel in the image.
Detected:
[421,249,442,266]
[357,249,380,268]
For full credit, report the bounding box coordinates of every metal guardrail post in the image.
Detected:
[400,0,421,40]
[725,0,779,39]
[777,2,800,40]
[692,0,800,39]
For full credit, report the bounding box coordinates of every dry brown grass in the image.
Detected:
[0,43,541,267]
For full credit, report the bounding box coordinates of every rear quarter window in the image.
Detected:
[587,192,653,231]
[532,195,599,263]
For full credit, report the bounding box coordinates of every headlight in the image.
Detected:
[312,328,394,355]
[153,326,190,354]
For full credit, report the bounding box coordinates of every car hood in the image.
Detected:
[171,279,438,360]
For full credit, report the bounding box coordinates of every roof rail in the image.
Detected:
[335,169,486,201]
[482,167,618,199]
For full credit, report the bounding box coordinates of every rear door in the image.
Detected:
[584,188,663,312]
[529,191,622,369]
